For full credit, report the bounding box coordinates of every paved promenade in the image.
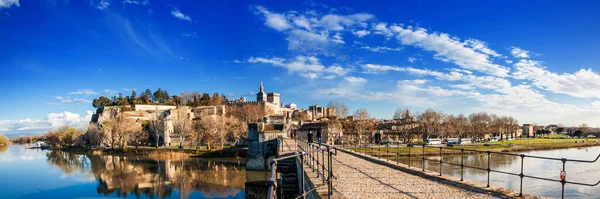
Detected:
[281,138,502,199]
[329,150,496,199]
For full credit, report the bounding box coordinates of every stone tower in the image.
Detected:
[257,81,267,102]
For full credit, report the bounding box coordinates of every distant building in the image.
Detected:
[523,124,534,137]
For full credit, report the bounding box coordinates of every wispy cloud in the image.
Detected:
[56,96,91,104]
[96,0,110,10]
[0,0,20,8]
[68,89,97,95]
[248,56,349,79]
[171,9,191,21]
[103,89,119,94]
[182,32,198,38]
[510,46,530,58]
[122,0,149,6]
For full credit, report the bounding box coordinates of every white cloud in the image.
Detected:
[361,46,402,52]
[398,79,427,85]
[182,32,198,38]
[0,0,19,8]
[68,89,97,95]
[408,57,417,63]
[0,111,93,133]
[513,59,600,98]
[372,22,392,36]
[248,56,349,79]
[252,5,375,54]
[122,0,148,5]
[56,96,91,104]
[96,0,110,10]
[331,33,345,44]
[352,29,370,38]
[171,9,191,21]
[464,39,501,57]
[103,89,118,94]
[123,88,136,92]
[510,46,530,58]
[344,76,367,83]
[386,24,509,77]
[254,5,291,31]
[505,60,513,64]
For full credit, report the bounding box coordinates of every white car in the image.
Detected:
[426,138,442,145]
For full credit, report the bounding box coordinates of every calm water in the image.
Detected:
[396,146,600,198]
[0,145,269,199]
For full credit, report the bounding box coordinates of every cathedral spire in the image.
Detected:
[260,81,264,92]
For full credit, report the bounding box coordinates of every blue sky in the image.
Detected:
[1,0,600,136]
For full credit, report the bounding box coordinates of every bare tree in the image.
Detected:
[228,104,266,123]
[327,100,348,118]
[469,112,491,141]
[148,109,164,147]
[455,114,471,138]
[86,123,103,148]
[353,108,372,144]
[196,116,219,150]
[393,108,403,120]
[417,109,442,140]
[104,116,141,149]
[173,106,192,148]
[224,116,246,147]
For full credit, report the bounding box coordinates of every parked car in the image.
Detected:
[488,137,499,142]
[426,138,442,145]
[459,138,472,145]
[446,138,459,145]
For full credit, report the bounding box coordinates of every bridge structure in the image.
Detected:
[264,137,516,199]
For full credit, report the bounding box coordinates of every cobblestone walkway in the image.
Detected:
[328,150,496,199]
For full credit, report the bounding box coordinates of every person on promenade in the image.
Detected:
[317,129,322,146]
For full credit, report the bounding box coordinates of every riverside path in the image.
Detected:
[281,137,503,199]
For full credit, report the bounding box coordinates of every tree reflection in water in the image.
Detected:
[46,151,249,198]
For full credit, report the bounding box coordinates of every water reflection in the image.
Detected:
[44,150,265,199]
[395,146,600,198]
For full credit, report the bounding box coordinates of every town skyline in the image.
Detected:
[2,0,600,136]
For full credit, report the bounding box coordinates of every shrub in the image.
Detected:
[0,135,9,146]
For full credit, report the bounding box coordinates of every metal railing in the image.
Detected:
[345,143,600,199]
[266,139,337,199]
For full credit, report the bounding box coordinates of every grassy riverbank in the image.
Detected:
[56,144,247,159]
[348,138,600,156]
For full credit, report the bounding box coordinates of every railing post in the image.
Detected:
[386,145,389,161]
[378,146,381,159]
[408,145,411,167]
[487,151,491,187]
[519,154,524,197]
[561,158,566,199]
[439,147,443,176]
[328,148,333,199]
[422,144,425,171]
[460,148,464,181]
[300,153,305,199]
[322,148,325,184]
[316,145,320,178]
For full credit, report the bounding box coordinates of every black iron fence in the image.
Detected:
[266,139,337,199]
[344,144,600,199]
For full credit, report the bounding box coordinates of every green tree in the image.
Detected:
[153,88,162,103]
[200,93,211,105]
[574,130,584,137]
[92,96,113,108]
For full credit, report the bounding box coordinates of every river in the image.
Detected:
[395,146,600,198]
[0,145,270,199]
